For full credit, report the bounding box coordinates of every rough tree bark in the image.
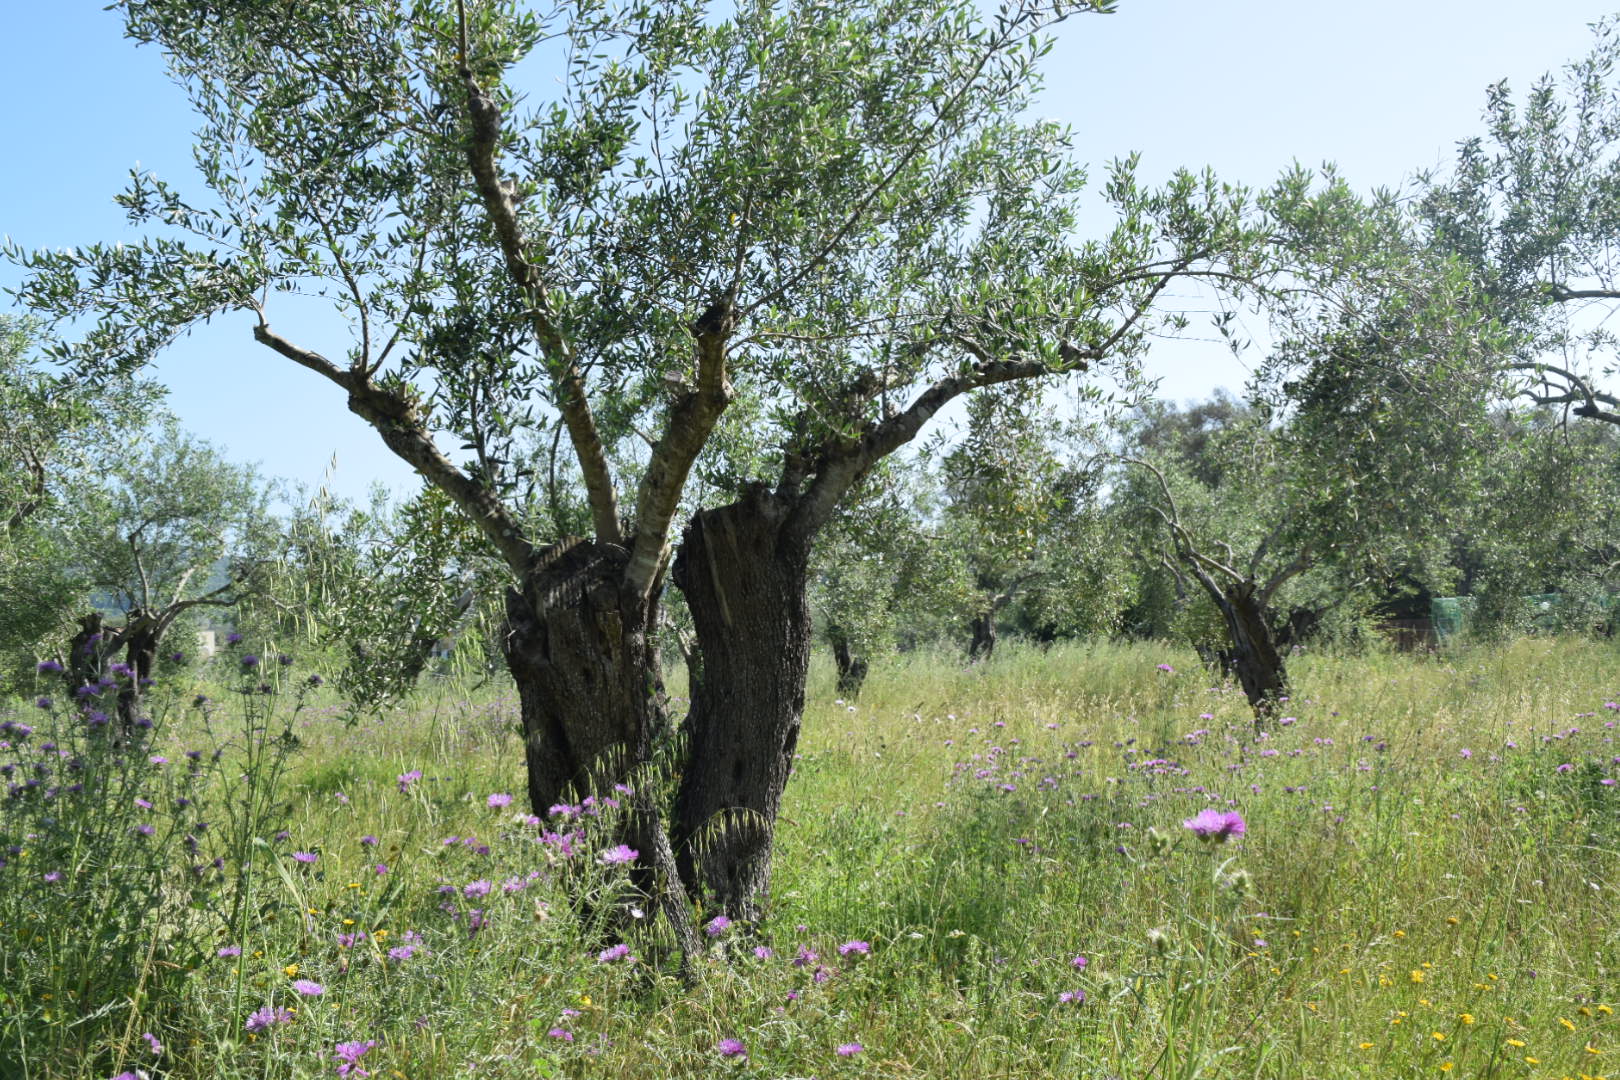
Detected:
[967,609,998,661]
[828,628,869,697]
[669,489,812,921]
[501,537,702,962]
[1211,581,1287,719]
[66,612,111,708]
[116,608,161,735]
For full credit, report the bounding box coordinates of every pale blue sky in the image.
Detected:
[2,1,1612,500]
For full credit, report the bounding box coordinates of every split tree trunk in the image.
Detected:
[1213,581,1287,721]
[66,612,109,701]
[500,539,700,961]
[116,609,161,735]
[670,490,811,922]
[968,609,997,661]
[829,629,869,698]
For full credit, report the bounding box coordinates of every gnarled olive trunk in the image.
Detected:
[967,609,997,660]
[501,539,699,961]
[671,491,811,921]
[115,611,160,735]
[828,628,869,698]
[1213,581,1287,722]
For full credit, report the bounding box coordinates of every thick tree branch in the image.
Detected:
[4,448,46,533]
[1509,360,1620,425]
[1257,547,1313,608]
[253,321,534,575]
[623,298,736,603]
[1547,282,1620,303]
[458,52,621,547]
[790,347,1088,538]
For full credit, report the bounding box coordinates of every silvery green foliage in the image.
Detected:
[9,0,1266,598]
[937,385,1126,646]
[0,317,160,684]
[245,484,501,711]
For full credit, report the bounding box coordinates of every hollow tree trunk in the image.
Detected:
[1214,581,1287,721]
[500,539,700,962]
[968,609,997,661]
[670,490,811,921]
[828,628,869,698]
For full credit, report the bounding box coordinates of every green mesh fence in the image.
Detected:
[1431,592,1615,640]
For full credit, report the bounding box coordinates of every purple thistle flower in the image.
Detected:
[333,1039,377,1077]
[793,945,818,967]
[218,945,242,957]
[37,659,64,674]
[596,943,633,963]
[388,944,418,961]
[133,824,155,837]
[1182,808,1246,842]
[486,793,513,808]
[226,632,243,646]
[753,945,774,959]
[836,1042,864,1056]
[142,1031,163,1055]
[240,654,259,668]
[597,844,638,866]
[43,870,61,883]
[34,697,51,710]
[1071,953,1087,969]
[704,915,733,936]
[1058,989,1087,1004]
[1557,762,1576,773]
[292,979,324,996]
[548,1027,573,1041]
[716,1038,747,1059]
[463,880,492,898]
[397,770,422,793]
[244,1005,292,1032]
[292,851,318,864]
[837,940,871,956]
[337,933,360,948]
[1156,663,1174,673]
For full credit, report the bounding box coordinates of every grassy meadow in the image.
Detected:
[2,637,1618,1079]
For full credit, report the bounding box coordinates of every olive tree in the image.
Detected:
[1416,15,1620,426]
[12,0,1267,930]
[0,315,159,688]
[54,421,271,731]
